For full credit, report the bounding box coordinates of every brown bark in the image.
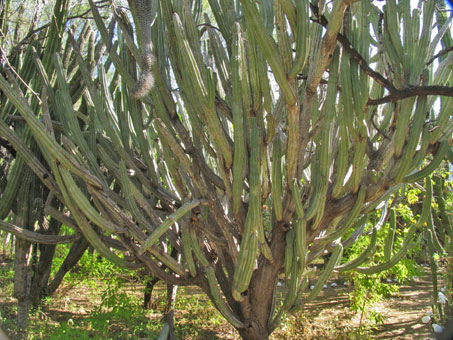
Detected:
[368,85,453,105]
[13,238,33,330]
[235,223,287,340]
[164,282,178,340]
[30,242,57,306]
[46,237,89,296]
[0,219,78,244]
[29,216,62,305]
[447,255,453,320]
[238,325,270,340]
[143,276,159,309]
[310,2,453,107]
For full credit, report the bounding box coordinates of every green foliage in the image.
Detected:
[50,237,136,288]
[348,272,397,328]
[25,305,161,340]
[173,291,226,338]
[1,250,160,339]
[89,288,156,340]
[275,312,373,340]
[406,187,421,205]
[0,254,14,301]
[0,259,14,282]
[341,204,423,328]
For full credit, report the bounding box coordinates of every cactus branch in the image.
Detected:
[127,0,155,98]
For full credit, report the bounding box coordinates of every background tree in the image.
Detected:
[0,0,98,329]
[1,0,452,339]
[424,166,453,327]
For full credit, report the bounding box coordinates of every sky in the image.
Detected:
[446,0,453,10]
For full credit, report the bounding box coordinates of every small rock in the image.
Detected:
[438,292,447,304]
[421,315,431,324]
[331,282,338,287]
[432,324,444,334]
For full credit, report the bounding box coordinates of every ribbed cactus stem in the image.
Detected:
[426,229,442,320]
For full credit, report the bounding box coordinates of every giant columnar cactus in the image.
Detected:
[1,0,453,339]
[0,0,73,329]
[425,171,453,325]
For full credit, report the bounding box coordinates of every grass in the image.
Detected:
[0,250,436,340]
[0,269,370,340]
[0,250,235,340]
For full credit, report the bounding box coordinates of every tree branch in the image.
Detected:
[310,3,396,92]
[427,46,453,66]
[0,220,80,244]
[310,4,453,106]
[4,8,94,60]
[367,85,453,105]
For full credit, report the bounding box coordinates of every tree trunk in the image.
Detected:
[237,325,270,340]
[446,253,453,320]
[163,283,178,340]
[143,276,159,309]
[2,231,12,256]
[164,245,180,339]
[13,238,33,330]
[29,215,62,305]
[236,224,288,340]
[46,237,89,296]
[30,243,57,306]
[164,282,178,340]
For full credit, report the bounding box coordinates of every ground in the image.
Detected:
[0,254,445,339]
[301,276,436,340]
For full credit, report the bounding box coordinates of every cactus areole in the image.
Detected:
[1,0,453,339]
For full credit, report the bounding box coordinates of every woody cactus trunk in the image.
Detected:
[1,0,453,339]
[426,171,453,324]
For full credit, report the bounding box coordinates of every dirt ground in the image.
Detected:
[303,276,438,340]
[0,255,448,340]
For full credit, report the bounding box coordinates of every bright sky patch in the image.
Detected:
[446,0,453,10]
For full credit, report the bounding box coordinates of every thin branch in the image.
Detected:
[370,111,391,140]
[427,46,453,65]
[4,7,100,60]
[297,74,329,85]
[367,85,453,105]
[310,3,396,93]
[310,3,453,106]
[0,136,16,157]
[337,32,396,92]
[197,23,221,32]
[7,114,64,130]
[0,45,42,103]
[0,219,80,244]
